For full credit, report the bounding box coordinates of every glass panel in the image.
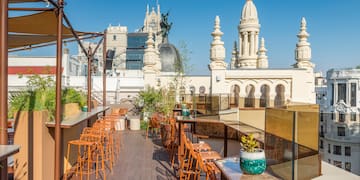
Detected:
[296,111,320,180]
[265,109,294,180]
[265,105,320,180]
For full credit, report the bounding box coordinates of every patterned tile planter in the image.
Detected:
[240,148,266,175]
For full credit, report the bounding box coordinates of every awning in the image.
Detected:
[9,11,80,36]
[7,11,102,50]
[8,34,73,49]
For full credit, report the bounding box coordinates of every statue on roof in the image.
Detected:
[160,12,173,43]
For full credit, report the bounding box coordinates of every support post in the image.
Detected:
[87,47,92,112]
[103,30,107,107]
[0,0,9,179]
[55,0,64,179]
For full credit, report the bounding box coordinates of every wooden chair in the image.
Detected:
[146,113,163,139]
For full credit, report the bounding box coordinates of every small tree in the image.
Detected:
[171,40,193,104]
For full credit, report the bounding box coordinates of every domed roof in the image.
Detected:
[159,43,182,72]
[241,0,258,23]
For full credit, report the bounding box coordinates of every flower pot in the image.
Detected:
[240,149,266,175]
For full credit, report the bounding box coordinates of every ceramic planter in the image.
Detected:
[240,148,266,175]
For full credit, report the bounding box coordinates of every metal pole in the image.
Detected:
[103,30,107,107]
[55,0,64,179]
[0,0,9,179]
[87,47,92,112]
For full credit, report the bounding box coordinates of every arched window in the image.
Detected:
[244,85,255,107]
[230,85,240,107]
[275,84,285,107]
[260,85,270,107]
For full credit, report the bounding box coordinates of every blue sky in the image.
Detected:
[11,0,360,75]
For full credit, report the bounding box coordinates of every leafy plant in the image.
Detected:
[240,134,259,153]
[9,74,86,120]
[62,88,86,107]
[137,86,162,115]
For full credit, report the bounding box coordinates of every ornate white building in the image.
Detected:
[205,0,315,106]
[319,68,360,175]
[9,0,317,107]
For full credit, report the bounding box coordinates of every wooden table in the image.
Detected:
[215,157,279,180]
[0,145,20,161]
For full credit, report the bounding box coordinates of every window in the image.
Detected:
[320,140,323,149]
[328,144,331,153]
[338,83,347,103]
[331,84,334,105]
[339,113,346,122]
[244,85,255,107]
[345,146,351,156]
[351,83,356,106]
[351,113,356,121]
[320,111,324,122]
[333,145,341,155]
[345,162,351,172]
[337,127,345,136]
[260,85,270,107]
[320,125,324,137]
[331,111,334,120]
[113,35,117,41]
[333,161,342,168]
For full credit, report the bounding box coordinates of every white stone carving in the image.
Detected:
[257,37,268,68]
[209,16,227,70]
[294,17,314,70]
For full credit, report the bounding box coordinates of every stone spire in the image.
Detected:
[209,16,227,70]
[238,0,261,68]
[257,37,268,68]
[231,41,238,69]
[294,17,314,70]
[143,31,157,72]
[154,38,162,72]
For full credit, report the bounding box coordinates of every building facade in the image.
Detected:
[319,68,360,175]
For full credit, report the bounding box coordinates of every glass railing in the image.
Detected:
[265,105,321,180]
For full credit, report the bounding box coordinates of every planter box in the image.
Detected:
[63,103,81,118]
[13,110,54,180]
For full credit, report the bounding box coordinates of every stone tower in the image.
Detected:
[209,16,227,94]
[294,17,314,70]
[143,4,162,47]
[257,37,268,68]
[237,0,260,68]
[143,30,159,87]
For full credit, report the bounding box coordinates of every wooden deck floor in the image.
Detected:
[110,130,176,180]
[67,129,245,180]
[70,130,177,180]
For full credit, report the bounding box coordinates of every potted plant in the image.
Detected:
[240,134,266,175]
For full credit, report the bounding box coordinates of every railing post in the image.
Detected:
[0,0,9,178]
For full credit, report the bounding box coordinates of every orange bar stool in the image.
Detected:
[63,133,105,180]
[99,117,121,156]
[92,121,115,172]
